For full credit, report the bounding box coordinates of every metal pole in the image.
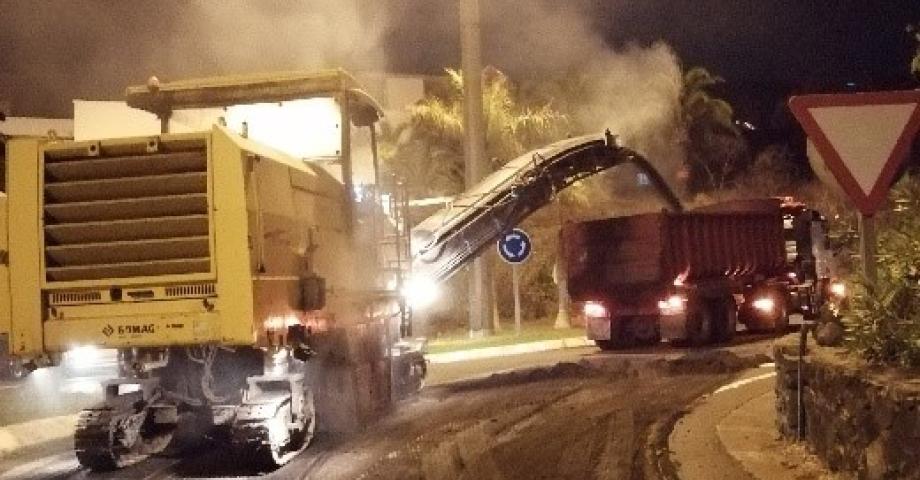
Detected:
[858,213,878,287]
[797,322,806,441]
[513,264,522,335]
[460,0,492,338]
[554,227,571,329]
[339,95,354,232]
[158,111,171,134]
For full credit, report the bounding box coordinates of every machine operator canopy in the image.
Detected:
[125,69,382,127]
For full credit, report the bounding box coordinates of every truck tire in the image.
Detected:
[711,297,738,344]
[772,301,790,334]
[741,289,789,334]
[687,299,714,347]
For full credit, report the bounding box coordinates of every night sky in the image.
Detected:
[1,0,919,123]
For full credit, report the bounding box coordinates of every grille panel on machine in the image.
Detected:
[42,143,212,283]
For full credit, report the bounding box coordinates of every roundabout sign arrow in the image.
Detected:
[497,228,532,264]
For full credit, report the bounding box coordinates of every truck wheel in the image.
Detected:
[685,300,714,347]
[773,302,790,334]
[742,290,789,334]
[711,298,738,344]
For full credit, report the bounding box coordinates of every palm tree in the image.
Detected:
[383,67,568,331]
[385,67,567,197]
[680,67,749,193]
[909,23,920,81]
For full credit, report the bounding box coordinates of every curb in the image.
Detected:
[667,365,779,480]
[425,336,593,364]
[0,414,78,458]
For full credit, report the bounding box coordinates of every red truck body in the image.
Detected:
[565,199,785,301]
[562,198,836,349]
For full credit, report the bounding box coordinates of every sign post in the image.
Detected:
[498,228,532,335]
[789,90,920,286]
[858,214,878,286]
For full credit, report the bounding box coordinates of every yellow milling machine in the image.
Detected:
[0,71,424,470]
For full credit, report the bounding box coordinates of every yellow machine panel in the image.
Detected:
[5,126,363,354]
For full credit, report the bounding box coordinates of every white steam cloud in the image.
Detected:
[475,0,686,190]
[175,0,389,75]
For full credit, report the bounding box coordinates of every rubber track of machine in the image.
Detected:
[74,408,149,471]
[235,417,307,470]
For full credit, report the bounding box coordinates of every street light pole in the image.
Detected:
[459,0,492,337]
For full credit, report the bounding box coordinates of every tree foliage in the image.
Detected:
[844,176,920,368]
[383,67,567,197]
[909,23,920,81]
[680,67,750,193]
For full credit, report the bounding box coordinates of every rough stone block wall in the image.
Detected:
[774,337,920,480]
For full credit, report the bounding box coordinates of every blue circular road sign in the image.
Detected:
[497,228,532,264]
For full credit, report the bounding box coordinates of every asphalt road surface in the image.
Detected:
[0,334,778,480]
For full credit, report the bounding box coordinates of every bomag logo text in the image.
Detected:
[117,324,156,335]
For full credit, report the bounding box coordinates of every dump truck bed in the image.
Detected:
[563,200,784,301]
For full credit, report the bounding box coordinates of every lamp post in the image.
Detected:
[459,0,492,337]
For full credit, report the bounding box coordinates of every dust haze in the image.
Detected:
[475,0,686,194]
[2,0,686,186]
[0,0,389,116]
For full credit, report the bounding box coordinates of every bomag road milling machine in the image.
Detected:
[0,71,423,470]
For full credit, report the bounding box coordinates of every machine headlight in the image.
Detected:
[401,275,440,310]
[829,281,846,298]
[65,346,101,370]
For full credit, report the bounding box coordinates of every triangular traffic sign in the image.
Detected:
[789,90,920,216]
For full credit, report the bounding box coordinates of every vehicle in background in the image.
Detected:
[564,198,845,349]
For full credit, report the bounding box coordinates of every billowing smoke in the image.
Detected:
[472,0,686,198]
[176,1,388,75]
[0,0,390,116]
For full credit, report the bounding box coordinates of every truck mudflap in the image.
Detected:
[586,316,611,341]
[658,312,690,342]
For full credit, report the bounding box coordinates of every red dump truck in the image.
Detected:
[562,198,843,349]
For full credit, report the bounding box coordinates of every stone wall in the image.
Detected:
[774,336,920,480]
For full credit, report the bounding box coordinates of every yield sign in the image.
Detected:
[789,90,920,215]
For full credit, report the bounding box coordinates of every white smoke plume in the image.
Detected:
[473,0,686,193]
[0,0,390,116]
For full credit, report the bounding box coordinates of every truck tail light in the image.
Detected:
[583,301,609,318]
[752,297,776,314]
[658,294,686,315]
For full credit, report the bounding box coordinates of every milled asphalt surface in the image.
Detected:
[0,330,823,480]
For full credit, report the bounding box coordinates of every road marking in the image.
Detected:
[0,452,77,479]
[713,372,776,394]
[0,385,18,391]
[426,337,592,364]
